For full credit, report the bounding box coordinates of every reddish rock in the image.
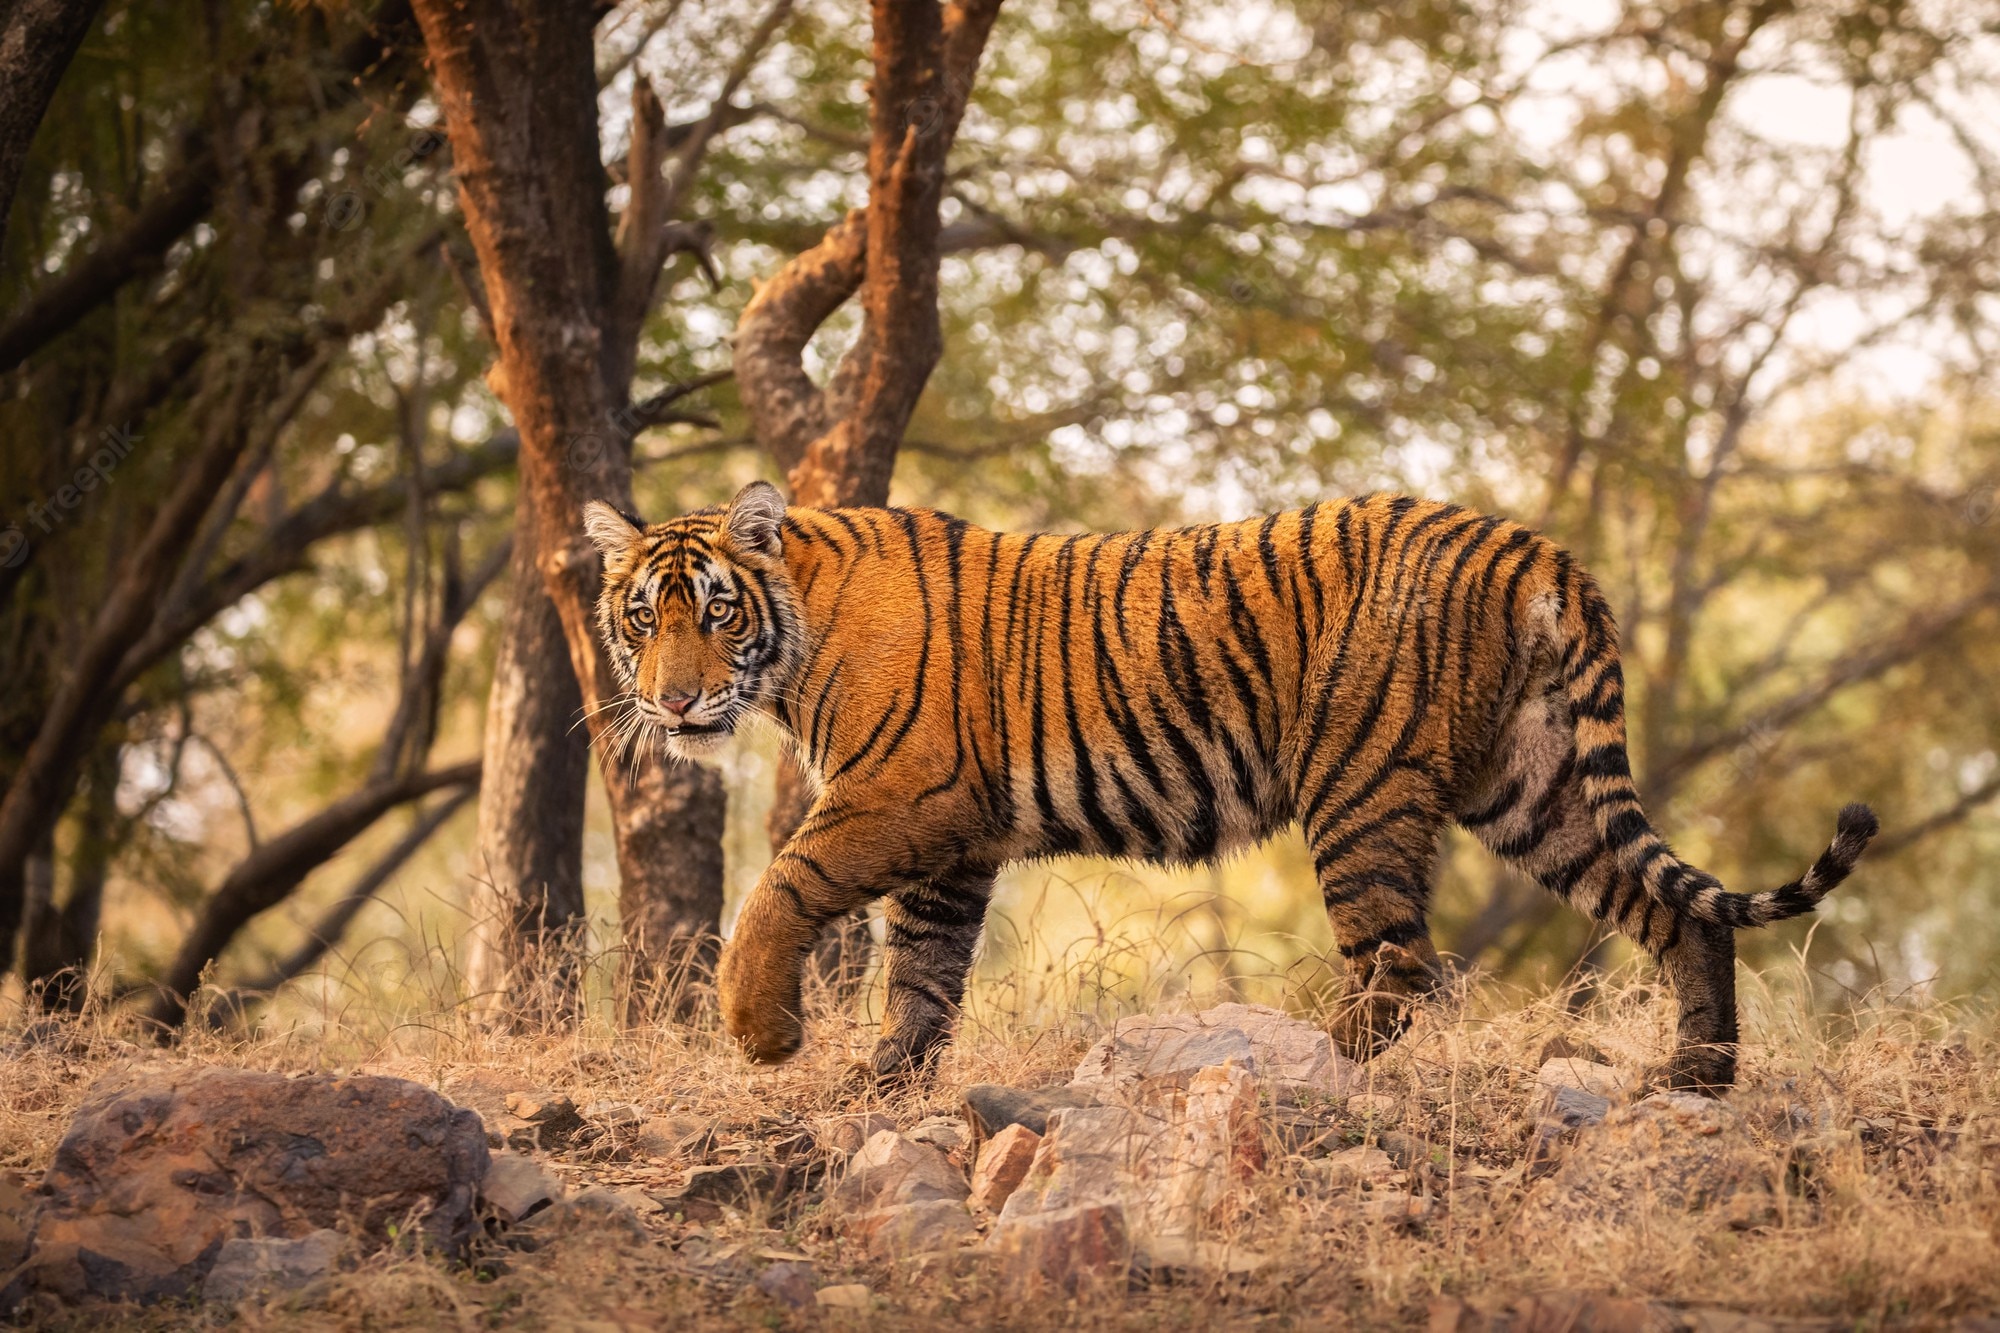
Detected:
[1070,1004,1358,1101]
[15,1066,488,1304]
[968,1124,1041,1213]
[989,1202,1131,1294]
[830,1131,967,1211]
[845,1198,977,1259]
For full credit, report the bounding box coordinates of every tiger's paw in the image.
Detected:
[1642,1048,1736,1097]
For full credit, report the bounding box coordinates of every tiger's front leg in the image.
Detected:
[869,863,997,1084]
[717,802,948,1064]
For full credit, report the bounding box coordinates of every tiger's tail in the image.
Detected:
[1549,561,1879,930]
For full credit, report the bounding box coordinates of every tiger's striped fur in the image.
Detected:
[585,483,1879,1092]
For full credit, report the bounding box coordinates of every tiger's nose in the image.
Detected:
[659,690,698,718]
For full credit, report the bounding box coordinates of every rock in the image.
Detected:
[1375,1129,1439,1173]
[1132,1063,1263,1236]
[502,1091,586,1153]
[906,1115,969,1157]
[815,1282,873,1309]
[579,1101,645,1138]
[1527,1086,1612,1177]
[480,1153,563,1225]
[846,1199,977,1259]
[821,1112,898,1157]
[17,1066,487,1304]
[988,1202,1131,1294]
[1070,1003,1358,1101]
[961,1084,1099,1141]
[1360,1189,1433,1223]
[754,1260,817,1309]
[1347,1093,1399,1122]
[1314,1145,1399,1188]
[199,1230,342,1305]
[666,1163,789,1209]
[1537,1035,1611,1067]
[1268,1105,1344,1156]
[1535,1057,1633,1100]
[998,1107,1145,1223]
[1519,1091,1778,1232]
[968,1124,1041,1213]
[525,1187,649,1243]
[831,1132,967,1212]
[1134,1235,1270,1281]
[998,1067,1262,1245]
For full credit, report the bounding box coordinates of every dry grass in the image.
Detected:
[2,931,1997,1331]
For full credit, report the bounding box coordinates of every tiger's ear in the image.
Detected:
[582,501,642,557]
[724,481,785,558]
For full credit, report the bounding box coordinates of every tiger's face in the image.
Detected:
[583,481,802,761]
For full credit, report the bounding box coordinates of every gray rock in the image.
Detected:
[846,1198,978,1259]
[480,1153,563,1225]
[200,1230,342,1305]
[831,1132,967,1211]
[754,1260,817,1309]
[1069,1004,1360,1100]
[987,1202,1131,1294]
[651,1162,790,1219]
[1527,1084,1613,1178]
[962,1084,1100,1140]
[1519,1091,1778,1230]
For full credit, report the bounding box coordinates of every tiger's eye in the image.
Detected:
[629,605,656,632]
[708,598,733,623]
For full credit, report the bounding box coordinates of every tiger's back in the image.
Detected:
[585,484,1878,1091]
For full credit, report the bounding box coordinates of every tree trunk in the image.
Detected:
[19,742,115,1010]
[0,0,105,235]
[736,0,1004,998]
[411,0,728,1018]
[463,495,589,1024]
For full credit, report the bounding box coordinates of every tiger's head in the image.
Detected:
[583,480,803,761]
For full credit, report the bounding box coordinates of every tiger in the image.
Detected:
[583,481,1879,1092]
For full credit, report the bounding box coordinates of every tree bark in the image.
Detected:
[411,0,727,1017]
[735,0,1003,982]
[0,0,104,236]
[18,741,115,1010]
[463,490,590,1023]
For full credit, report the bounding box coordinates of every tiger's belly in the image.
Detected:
[993,714,1291,866]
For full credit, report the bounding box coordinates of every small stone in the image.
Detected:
[1375,1130,1438,1173]
[1069,1004,1359,1101]
[754,1260,817,1309]
[580,1100,644,1130]
[501,1091,584,1152]
[480,1153,563,1225]
[831,1132,968,1212]
[1361,1189,1434,1223]
[1133,1062,1264,1236]
[1535,1057,1632,1099]
[1347,1093,1398,1121]
[846,1199,977,1259]
[989,1201,1131,1294]
[821,1112,898,1157]
[1519,1091,1776,1231]
[1316,1145,1399,1188]
[968,1124,1041,1213]
[528,1187,649,1243]
[961,1084,1099,1141]
[200,1230,342,1305]
[906,1115,969,1156]
[1527,1085,1612,1177]
[815,1282,873,1309]
[1134,1235,1270,1280]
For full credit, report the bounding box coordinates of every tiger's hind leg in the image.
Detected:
[1297,744,1451,1062]
[1461,680,1739,1092]
[867,861,995,1086]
